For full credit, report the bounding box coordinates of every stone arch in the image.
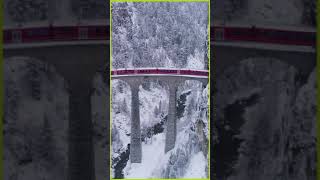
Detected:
[4,56,68,180]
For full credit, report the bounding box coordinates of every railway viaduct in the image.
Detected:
[4,26,316,180]
[112,71,208,162]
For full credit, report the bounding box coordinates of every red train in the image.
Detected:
[3,25,315,46]
[111,69,209,77]
[4,25,109,43]
[212,26,316,46]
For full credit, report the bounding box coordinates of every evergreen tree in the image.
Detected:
[37,116,55,163]
[154,106,159,117]
[112,2,208,69]
[121,98,128,114]
[27,62,41,100]
[302,0,316,26]
[159,100,162,114]
[118,82,124,93]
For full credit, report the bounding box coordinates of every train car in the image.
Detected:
[212,26,316,46]
[4,29,15,43]
[137,69,157,74]
[180,69,191,75]
[180,69,208,76]
[114,69,134,75]
[188,70,208,76]
[53,26,78,41]
[196,71,209,76]
[158,69,177,74]
[77,26,108,40]
[87,25,109,40]
[22,27,51,43]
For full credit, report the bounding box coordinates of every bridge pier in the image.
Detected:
[165,82,179,153]
[4,45,109,180]
[68,80,95,180]
[111,76,209,158]
[130,83,142,163]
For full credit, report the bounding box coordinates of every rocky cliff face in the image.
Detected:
[213,58,316,180]
[158,84,209,178]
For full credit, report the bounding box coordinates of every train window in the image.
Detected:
[12,30,22,43]
[304,33,315,42]
[96,27,107,34]
[263,30,274,39]
[229,28,251,38]
[79,27,88,39]
[276,31,288,41]
[214,28,224,41]
[27,28,48,36]
[4,31,11,41]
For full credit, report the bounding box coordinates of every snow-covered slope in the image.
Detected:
[110,69,209,179]
[212,0,316,27]
[213,58,316,180]
[4,57,68,180]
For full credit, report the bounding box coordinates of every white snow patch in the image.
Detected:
[183,152,207,178]
[123,133,167,178]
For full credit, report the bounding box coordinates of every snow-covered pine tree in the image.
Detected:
[4,79,20,125]
[118,81,124,93]
[27,62,41,100]
[121,98,128,114]
[302,0,316,26]
[7,0,48,23]
[186,96,196,118]
[142,81,151,91]
[154,105,159,117]
[159,100,162,113]
[37,116,55,163]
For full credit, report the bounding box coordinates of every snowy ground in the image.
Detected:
[111,79,209,178]
[122,129,208,179]
[123,133,167,178]
[183,152,207,178]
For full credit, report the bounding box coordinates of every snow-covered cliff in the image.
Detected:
[4,57,68,180]
[213,58,316,180]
